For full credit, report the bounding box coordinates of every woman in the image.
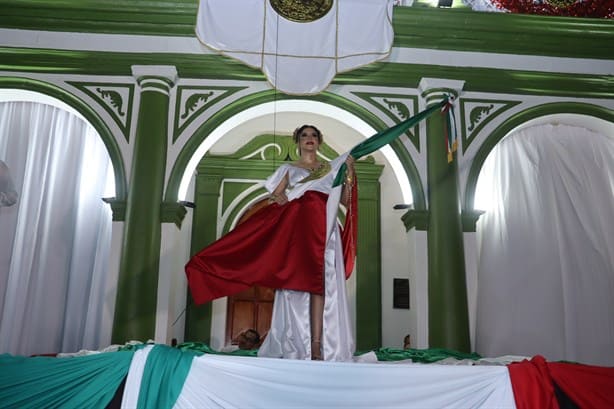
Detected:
[185,125,357,361]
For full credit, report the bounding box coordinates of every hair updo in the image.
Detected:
[292,125,323,144]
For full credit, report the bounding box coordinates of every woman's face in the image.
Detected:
[298,127,320,153]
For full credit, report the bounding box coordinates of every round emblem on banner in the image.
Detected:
[269,0,334,23]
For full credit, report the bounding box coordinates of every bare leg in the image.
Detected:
[310,293,324,360]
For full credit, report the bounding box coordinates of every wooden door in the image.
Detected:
[225,286,274,346]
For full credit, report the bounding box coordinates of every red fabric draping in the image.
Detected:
[549,360,614,408]
[508,355,614,409]
[508,356,560,409]
[186,191,328,304]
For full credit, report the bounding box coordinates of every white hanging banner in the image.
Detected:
[195,0,394,95]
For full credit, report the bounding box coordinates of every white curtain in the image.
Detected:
[475,123,614,366]
[0,101,113,356]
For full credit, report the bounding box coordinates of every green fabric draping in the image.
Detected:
[176,341,258,357]
[118,341,154,352]
[136,345,201,409]
[333,97,451,187]
[0,351,134,409]
[0,343,484,409]
[174,342,479,363]
[369,347,481,363]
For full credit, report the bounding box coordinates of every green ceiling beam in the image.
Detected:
[0,47,611,99]
[0,2,612,60]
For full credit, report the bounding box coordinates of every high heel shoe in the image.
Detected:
[311,340,322,360]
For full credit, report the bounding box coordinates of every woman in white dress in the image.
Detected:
[186,125,357,361]
[257,125,356,361]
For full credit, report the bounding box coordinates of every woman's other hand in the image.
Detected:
[270,192,289,205]
[345,155,355,171]
[344,155,355,186]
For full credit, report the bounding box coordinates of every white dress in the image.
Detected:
[257,153,355,361]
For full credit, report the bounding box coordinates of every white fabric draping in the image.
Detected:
[174,354,516,408]
[258,153,354,361]
[121,345,155,409]
[0,160,18,207]
[0,101,113,356]
[195,0,394,95]
[475,124,614,366]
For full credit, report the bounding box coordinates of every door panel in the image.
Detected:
[226,286,274,345]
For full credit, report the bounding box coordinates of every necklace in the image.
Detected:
[297,161,331,183]
[298,161,323,172]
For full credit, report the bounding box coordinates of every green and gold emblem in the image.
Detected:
[269,0,334,23]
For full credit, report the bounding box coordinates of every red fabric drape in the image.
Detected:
[508,355,614,409]
[508,356,559,409]
[549,360,614,408]
[185,191,328,305]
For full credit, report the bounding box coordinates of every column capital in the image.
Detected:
[418,78,465,107]
[401,209,430,231]
[131,65,178,95]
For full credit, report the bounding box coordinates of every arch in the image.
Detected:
[464,102,614,211]
[165,90,427,210]
[0,77,128,200]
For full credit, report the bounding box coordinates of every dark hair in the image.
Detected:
[244,329,260,344]
[292,124,323,144]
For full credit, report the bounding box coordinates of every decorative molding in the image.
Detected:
[219,181,269,236]
[353,92,420,150]
[459,98,521,150]
[160,201,188,227]
[401,209,429,231]
[231,134,339,162]
[419,78,465,106]
[131,65,178,85]
[1,47,610,99]
[102,197,126,221]
[461,209,485,232]
[67,81,134,143]
[172,85,247,143]
[131,66,177,98]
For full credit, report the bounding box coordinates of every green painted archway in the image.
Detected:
[166,89,427,211]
